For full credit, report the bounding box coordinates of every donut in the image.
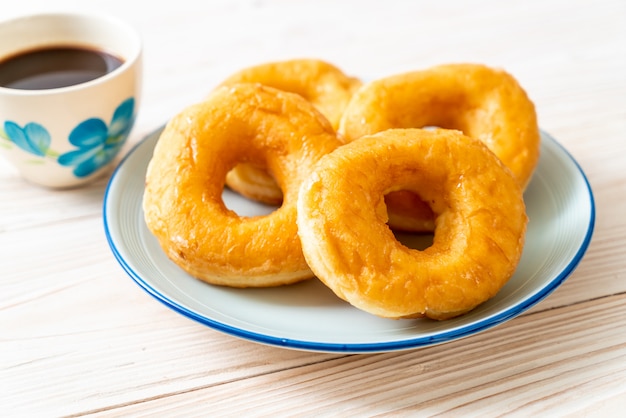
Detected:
[219,58,361,130]
[296,128,528,320]
[143,83,342,287]
[219,58,362,205]
[339,63,540,232]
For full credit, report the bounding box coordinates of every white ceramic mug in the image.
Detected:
[0,12,142,188]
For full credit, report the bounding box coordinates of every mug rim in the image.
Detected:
[0,11,142,96]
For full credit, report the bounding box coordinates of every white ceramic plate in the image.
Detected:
[103,127,595,353]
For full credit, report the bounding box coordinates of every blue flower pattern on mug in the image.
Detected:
[1,121,56,158]
[58,98,135,177]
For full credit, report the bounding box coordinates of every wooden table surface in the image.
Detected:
[2,0,625,416]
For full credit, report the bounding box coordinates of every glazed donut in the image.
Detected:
[219,58,361,130]
[297,128,528,320]
[220,58,362,205]
[339,63,540,232]
[143,83,342,287]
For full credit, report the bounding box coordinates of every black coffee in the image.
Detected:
[0,46,124,90]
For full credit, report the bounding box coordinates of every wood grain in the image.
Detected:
[81,295,626,416]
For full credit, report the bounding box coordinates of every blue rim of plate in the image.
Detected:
[103,127,595,353]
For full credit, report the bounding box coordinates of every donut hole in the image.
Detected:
[393,229,434,251]
[222,159,284,216]
[378,161,447,248]
[382,190,436,250]
[222,186,279,217]
[383,189,436,232]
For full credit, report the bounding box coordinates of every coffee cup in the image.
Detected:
[0,12,142,188]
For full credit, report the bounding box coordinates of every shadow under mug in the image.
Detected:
[0,12,142,188]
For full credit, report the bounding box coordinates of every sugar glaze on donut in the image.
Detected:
[220,58,362,205]
[339,63,540,232]
[297,128,528,320]
[143,83,342,287]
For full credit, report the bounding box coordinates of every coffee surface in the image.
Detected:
[0,46,123,90]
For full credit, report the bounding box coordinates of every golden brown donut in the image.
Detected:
[297,128,528,320]
[219,58,361,130]
[219,58,362,205]
[143,83,342,287]
[339,63,540,232]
